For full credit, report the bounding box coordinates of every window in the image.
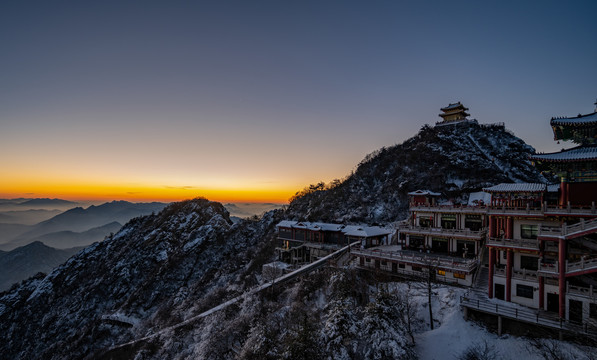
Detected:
[454,272,466,279]
[365,258,371,263]
[419,216,433,228]
[516,284,534,299]
[590,303,597,320]
[437,269,446,276]
[412,266,422,272]
[520,224,538,240]
[295,229,306,241]
[520,255,538,271]
[409,236,424,250]
[381,261,387,266]
[279,228,292,239]
[399,263,405,269]
[441,214,456,230]
[465,215,482,231]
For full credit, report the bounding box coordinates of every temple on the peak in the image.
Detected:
[439,102,470,123]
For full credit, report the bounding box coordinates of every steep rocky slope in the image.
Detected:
[0,199,283,359]
[0,242,81,291]
[287,121,551,223]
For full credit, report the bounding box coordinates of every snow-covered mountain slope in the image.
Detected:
[0,241,81,291]
[0,198,283,360]
[287,121,551,223]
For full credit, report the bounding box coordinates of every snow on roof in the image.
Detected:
[276,221,392,238]
[467,191,491,206]
[551,112,597,126]
[483,183,547,193]
[529,145,597,162]
[547,183,560,193]
[407,190,441,196]
[342,226,393,238]
[276,220,296,228]
[441,102,468,111]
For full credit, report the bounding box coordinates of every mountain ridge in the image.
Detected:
[286,121,551,223]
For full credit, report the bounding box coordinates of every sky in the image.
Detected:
[1,1,596,203]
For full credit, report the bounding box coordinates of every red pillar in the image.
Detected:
[559,178,567,207]
[489,216,495,238]
[488,247,495,298]
[539,276,545,310]
[506,250,513,302]
[559,239,566,319]
[506,217,513,239]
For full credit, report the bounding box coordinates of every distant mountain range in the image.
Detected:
[0,201,168,251]
[16,198,78,207]
[0,241,82,291]
[0,209,63,225]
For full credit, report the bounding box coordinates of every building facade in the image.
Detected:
[275,220,392,264]
[485,103,597,325]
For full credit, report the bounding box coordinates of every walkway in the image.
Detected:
[97,242,358,358]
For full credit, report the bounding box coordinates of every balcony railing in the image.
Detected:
[567,256,597,274]
[460,296,597,336]
[539,218,597,239]
[538,260,559,275]
[398,225,485,239]
[486,203,597,216]
[409,205,488,214]
[352,248,478,272]
[568,284,597,299]
[493,266,538,280]
[486,237,539,250]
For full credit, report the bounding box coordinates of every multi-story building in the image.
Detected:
[275,220,393,264]
[485,102,597,324]
[353,190,486,287]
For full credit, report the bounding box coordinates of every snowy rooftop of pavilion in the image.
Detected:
[276,221,393,237]
[551,111,597,126]
[530,145,597,162]
[483,183,547,193]
[408,190,441,196]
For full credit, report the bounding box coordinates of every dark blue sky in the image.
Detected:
[1,1,596,201]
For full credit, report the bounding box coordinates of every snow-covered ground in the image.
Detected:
[406,286,593,360]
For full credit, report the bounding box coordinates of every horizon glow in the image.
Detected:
[1,1,596,203]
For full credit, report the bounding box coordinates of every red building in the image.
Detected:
[485,102,597,324]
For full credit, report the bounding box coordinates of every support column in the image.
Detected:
[506,250,513,302]
[559,239,566,319]
[489,216,495,238]
[539,276,545,310]
[488,247,495,298]
[506,217,513,239]
[559,178,568,208]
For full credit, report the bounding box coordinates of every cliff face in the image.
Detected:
[287,122,550,223]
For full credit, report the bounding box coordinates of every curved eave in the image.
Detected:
[550,112,597,127]
[530,146,597,163]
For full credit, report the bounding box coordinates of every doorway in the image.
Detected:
[547,293,559,313]
[495,284,505,300]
